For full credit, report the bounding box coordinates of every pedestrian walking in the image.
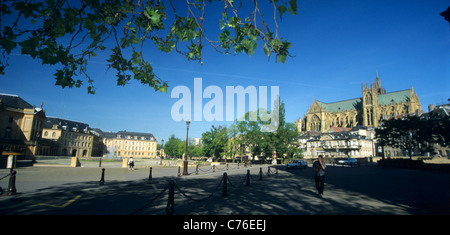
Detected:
[313,155,326,197]
[128,157,135,170]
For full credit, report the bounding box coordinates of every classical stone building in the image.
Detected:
[296,74,422,132]
[39,117,103,157]
[101,130,158,158]
[0,94,46,161]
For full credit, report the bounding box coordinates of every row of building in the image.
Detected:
[294,75,449,159]
[0,93,159,165]
[1,74,448,164]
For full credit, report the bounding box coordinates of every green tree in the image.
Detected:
[164,134,184,158]
[201,125,228,159]
[188,138,203,157]
[375,114,450,159]
[233,99,301,163]
[1,0,297,94]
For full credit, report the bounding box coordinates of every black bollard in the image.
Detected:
[7,170,17,196]
[148,167,152,181]
[267,167,271,177]
[213,165,215,172]
[177,166,181,177]
[166,180,175,215]
[245,169,250,186]
[259,167,263,180]
[99,168,105,185]
[98,158,102,167]
[222,173,228,197]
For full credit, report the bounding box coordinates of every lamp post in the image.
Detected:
[160,139,164,165]
[408,130,413,161]
[183,120,190,175]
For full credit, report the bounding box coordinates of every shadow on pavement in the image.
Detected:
[0,166,448,215]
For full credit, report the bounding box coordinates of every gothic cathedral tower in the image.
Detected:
[297,72,422,133]
[362,73,386,127]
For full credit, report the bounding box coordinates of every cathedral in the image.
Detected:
[296,74,422,132]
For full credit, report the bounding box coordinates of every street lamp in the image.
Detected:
[408,130,413,161]
[183,120,190,175]
[160,139,164,165]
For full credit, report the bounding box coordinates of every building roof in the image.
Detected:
[309,132,369,142]
[377,89,411,105]
[329,127,352,132]
[0,93,34,109]
[316,89,411,112]
[317,98,362,112]
[43,117,90,132]
[101,130,156,141]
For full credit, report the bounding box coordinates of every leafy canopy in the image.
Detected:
[1,0,297,94]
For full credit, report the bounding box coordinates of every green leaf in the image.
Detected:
[246,40,257,56]
[104,16,114,25]
[159,83,168,93]
[263,44,271,56]
[19,37,39,58]
[53,20,66,37]
[288,0,298,15]
[0,38,17,54]
[150,10,161,25]
[277,5,287,19]
[277,53,287,63]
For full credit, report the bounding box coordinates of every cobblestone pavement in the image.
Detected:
[0,164,448,215]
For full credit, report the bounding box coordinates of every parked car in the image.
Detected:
[337,157,358,166]
[286,159,308,168]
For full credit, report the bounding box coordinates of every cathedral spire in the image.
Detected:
[375,71,381,88]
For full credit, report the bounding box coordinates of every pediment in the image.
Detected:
[309,100,324,113]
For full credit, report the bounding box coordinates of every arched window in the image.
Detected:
[310,115,321,132]
[365,93,372,104]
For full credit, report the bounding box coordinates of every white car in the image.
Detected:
[286,160,308,168]
[338,158,358,166]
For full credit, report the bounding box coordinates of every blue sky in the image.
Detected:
[1,0,449,144]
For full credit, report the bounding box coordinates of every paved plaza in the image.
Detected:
[0,162,449,215]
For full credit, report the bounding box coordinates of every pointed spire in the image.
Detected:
[375,70,381,88]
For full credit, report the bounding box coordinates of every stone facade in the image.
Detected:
[296,74,422,132]
[102,131,158,158]
[0,94,46,159]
